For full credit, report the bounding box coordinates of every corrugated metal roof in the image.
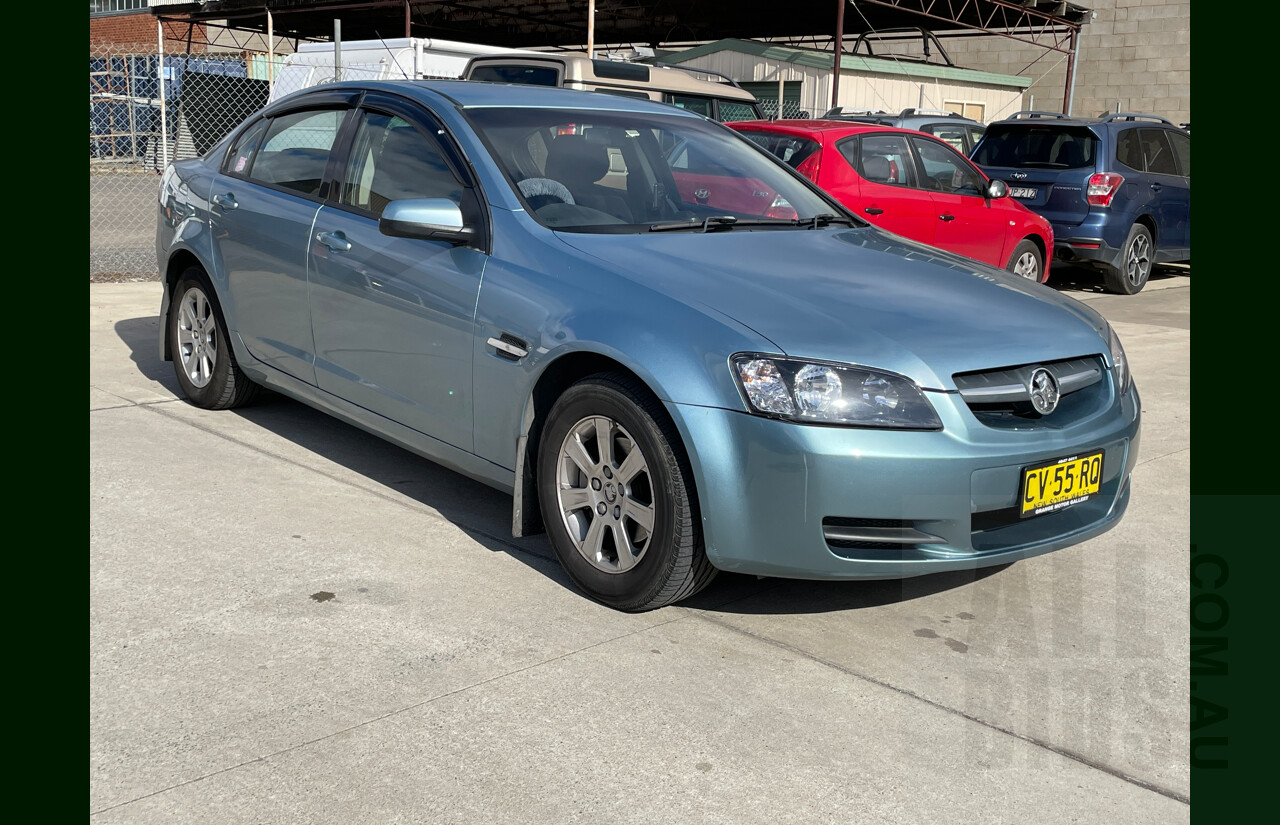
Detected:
[662,39,1032,90]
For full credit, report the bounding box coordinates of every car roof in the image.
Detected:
[269,78,706,117]
[729,119,915,137]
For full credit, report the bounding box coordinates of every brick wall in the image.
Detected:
[90,13,207,53]
[941,0,1190,125]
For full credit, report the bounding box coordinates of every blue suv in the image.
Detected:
[972,112,1190,294]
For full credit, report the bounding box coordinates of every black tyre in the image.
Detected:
[537,373,716,610]
[1102,224,1153,295]
[1005,238,1045,283]
[169,267,259,409]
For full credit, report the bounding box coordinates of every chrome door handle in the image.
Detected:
[316,231,352,253]
[212,193,238,210]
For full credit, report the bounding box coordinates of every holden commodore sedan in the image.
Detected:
[157,80,1140,611]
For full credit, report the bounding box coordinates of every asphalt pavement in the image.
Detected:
[90,270,1191,823]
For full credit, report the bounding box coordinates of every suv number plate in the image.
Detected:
[1009,187,1037,199]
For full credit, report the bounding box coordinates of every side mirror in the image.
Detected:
[379,198,475,245]
[985,179,1009,200]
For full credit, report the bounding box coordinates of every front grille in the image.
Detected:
[953,356,1108,429]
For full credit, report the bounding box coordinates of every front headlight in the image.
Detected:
[732,354,942,429]
[1105,323,1131,394]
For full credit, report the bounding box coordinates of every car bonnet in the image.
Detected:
[554,226,1107,390]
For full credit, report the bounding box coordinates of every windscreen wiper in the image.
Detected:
[806,213,858,228]
[649,215,742,233]
[649,215,839,233]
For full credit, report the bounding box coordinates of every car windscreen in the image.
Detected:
[972,125,1098,169]
[468,65,560,86]
[464,107,844,233]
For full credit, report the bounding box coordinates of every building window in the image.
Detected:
[90,0,149,16]
[944,101,986,122]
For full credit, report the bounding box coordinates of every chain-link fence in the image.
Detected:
[89,42,465,280]
[754,98,814,120]
[91,43,272,279]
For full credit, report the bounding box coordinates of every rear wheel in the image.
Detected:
[537,373,716,611]
[170,267,259,409]
[1102,224,1153,295]
[1006,239,1045,283]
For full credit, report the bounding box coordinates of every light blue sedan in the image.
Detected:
[157,80,1140,610]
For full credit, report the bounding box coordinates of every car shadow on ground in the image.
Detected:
[1048,262,1190,295]
[115,314,1012,615]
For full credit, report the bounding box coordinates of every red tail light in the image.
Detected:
[795,151,822,182]
[1086,172,1124,207]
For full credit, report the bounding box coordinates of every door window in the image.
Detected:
[1166,130,1191,177]
[923,124,969,154]
[222,118,268,177]
[910,137,985,195]
[1138,129,1178,175]
[339,112,462,216]
[249,109,345,196]
[840,134,917,188]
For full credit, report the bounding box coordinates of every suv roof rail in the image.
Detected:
[824,106,889,116]
[1006,110,1070,120]
[651,61,746,91]
[1098,111,1177,126]
[899,108,960,118]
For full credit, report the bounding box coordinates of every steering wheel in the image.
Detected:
[518,177,575,206]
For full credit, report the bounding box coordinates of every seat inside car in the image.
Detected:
[544,134,635,222]
[863,155,893,183]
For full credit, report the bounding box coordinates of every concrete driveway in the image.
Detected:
[90,272,1190,823]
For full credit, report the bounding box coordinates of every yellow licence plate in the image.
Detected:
[1020,451,1104,518]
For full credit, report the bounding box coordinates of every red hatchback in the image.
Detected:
[728,120,1054,282]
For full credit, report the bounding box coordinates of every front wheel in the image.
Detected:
[1006,239,1046,283]
[537,373,716,611]
[169,267,259,409]
[1102,224,1153,294]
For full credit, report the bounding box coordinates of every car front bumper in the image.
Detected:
[669,382,1140,580]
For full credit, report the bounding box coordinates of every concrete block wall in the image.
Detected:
[940,0,1189,124]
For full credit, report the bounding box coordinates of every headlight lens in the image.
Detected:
[1105,323,1131,394]
[732,355,941,429]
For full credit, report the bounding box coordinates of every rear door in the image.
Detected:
[835,133,936,244]
[909,136,1007,266]
[1141,127,1191,254]
[209,95,357,384]
[972,124,1098,228]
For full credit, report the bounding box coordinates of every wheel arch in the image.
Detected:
[159,247,212,362]
[512,349,703,540]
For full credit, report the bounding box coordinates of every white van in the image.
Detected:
[462,53,763,122]
[268,38,541,103]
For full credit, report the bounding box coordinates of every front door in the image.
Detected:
[307,104,487,452]
[910,136,1009,267]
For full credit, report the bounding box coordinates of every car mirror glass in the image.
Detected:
[985,179,1009,200]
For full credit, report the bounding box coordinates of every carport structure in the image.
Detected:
[152,0,1093,112]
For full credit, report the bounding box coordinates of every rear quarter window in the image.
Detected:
[737,131,820,169]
